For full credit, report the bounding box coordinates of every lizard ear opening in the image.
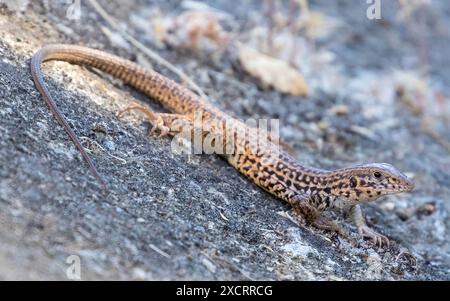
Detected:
[349,176,357,188]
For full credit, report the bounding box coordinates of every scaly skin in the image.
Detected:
[31,45,415,247]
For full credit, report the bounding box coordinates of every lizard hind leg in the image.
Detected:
[117,102,191,138]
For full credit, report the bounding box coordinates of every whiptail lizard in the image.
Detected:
[31,44,414,247]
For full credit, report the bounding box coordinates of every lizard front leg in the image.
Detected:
[350,204,390,247]
[288,193,348,238]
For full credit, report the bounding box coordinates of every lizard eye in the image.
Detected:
[349,176,357,188]
[373,171,382,179]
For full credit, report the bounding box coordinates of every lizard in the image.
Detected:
[30,44,415,247]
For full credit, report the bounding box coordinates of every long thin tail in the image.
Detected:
[30,44,212,187]
[30,45,113,187]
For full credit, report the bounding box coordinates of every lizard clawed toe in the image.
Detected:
[359,226,390,248]
[117,103,171,138]
[149,119,170,138]
[116,102,153,119]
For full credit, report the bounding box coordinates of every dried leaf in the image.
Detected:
[238,45,308,96]
[163,11,230,53]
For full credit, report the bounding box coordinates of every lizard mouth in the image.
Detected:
[385,185,414,194]
[399,179,415,192]
[381,179,415,194]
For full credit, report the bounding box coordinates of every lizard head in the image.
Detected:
[331,163,414,204]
